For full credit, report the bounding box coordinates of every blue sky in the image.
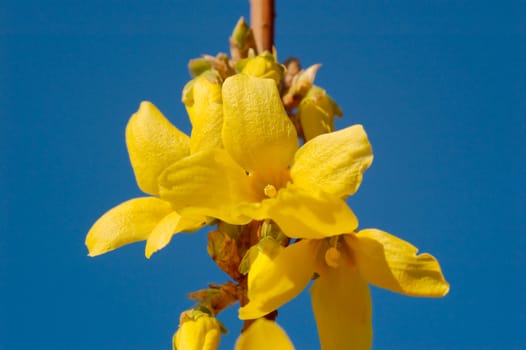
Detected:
[1,1,524,349]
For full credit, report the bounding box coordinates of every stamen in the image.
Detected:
[324,247,341,268]
[264,184,277,198]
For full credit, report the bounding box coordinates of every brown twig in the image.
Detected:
[250,0,275,53]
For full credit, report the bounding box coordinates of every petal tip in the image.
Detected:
[86,247,103,258]
[238,304,264,321]
[440,281,451,296]
[139,100,154,108]
[144,246,156,259]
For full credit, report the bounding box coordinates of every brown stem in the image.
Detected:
[250,0,275,53]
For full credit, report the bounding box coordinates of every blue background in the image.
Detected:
[1,1,524,349]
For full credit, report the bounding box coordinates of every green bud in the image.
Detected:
[230,17,257,61]
[188,58,213,77]
[231,17,251,48]
[188,54,235,81]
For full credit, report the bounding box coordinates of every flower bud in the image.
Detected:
[188,54,235,80]
[238,53,284,85]
[173,310,225,350]
[230,17,257,61]
[297,86,343,140]
[182,70,224,152]
[187,58,213,78]
[207,230,242,280]
[283,57,301,90]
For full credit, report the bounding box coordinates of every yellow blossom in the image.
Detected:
[173,310,224,350]
[85,101,207,258]
[158,74,374,239]
[239,229,449,350]
[235,319,295,350]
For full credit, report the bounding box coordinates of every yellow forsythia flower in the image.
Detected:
[158,74,373,239]
[239,229,449,350]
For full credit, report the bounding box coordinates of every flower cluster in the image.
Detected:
[86,18,449,350]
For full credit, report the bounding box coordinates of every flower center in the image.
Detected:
[324,247,341,268]
[263,184,277,198]
[247,169,291,201]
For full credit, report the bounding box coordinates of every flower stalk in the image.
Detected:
[250,0,275,52]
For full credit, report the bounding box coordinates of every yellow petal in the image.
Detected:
[126,101,190,195]
[291,124,373,198]
[222,74,298,175]
[183,71,224,153]
[145,212,207,258]
[239,240,318,320]
[347,229,450,297]
[310,264,372,350]
[241,185,358,239]
[86,197,173,257]
[158,148,255,225]
[235,319,295,350]
[298,100,333,141]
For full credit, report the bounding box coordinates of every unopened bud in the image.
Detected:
[293,64,321,94]
[207,230,242,280]
[298,86,343,140]
[173,310,225,350]
[282,63,321,108]
[188,58,213,78]
[238,53,284,85]
[283,57,301,90]
[230,17,257,61]
[182,70,224,152]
